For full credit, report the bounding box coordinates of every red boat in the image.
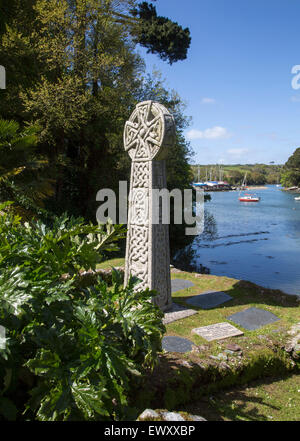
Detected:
[239,193,260,202]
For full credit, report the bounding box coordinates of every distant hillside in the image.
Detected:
[190,164,283,185]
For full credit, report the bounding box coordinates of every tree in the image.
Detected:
[0,1,191,122]
[0,1,43,120]
[0,119,54,217]
[282,148,300,187]
[224,170,244,185]
[0,0,194,257]
[0,0,144,217]
[130,1,191,64]
[285,148,300,171]
[281,170,300,187]
[247,172,266,185]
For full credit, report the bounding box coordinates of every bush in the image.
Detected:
[0,204,165,420]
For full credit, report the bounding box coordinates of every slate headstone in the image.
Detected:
[171,279,195,293]
[192,322,244,342]
[186,291,232,309]
[162,336,194,353]
[163,302,197,325]
[227,307,280,331]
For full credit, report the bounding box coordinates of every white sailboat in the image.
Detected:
[238,172,260,202]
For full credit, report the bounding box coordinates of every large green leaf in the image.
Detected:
[0,269,32,315]
[71,382,109,419]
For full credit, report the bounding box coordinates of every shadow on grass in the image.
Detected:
[131,351,298,420]
[175,279,300,311]
[179,373,295,421]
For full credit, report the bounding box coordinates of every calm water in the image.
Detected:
[190,185,300,296]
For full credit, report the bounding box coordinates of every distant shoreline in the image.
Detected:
[245,185,269,190]
[282,186,300,193]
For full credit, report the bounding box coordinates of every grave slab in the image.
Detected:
[171,279,195,293]
[192,322,244,342]
[162,336,194,353]
[227,307,280,330]
[163,303,197,325]
[186,291,232,309]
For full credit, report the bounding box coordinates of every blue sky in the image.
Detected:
[137,0,300,165]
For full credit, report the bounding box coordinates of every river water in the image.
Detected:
[188,185,300,296]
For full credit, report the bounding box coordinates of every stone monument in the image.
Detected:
[123,100,175,311]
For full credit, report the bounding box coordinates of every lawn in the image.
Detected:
[181,373,300,421]
[97,258,300,351]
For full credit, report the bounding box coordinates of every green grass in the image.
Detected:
[180,373,300,421]
[96,257,125,270]
[97,260,300,351]
[167,271,300,355]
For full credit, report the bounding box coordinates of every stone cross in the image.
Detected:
[123,101,176,311]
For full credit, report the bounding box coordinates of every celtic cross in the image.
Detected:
[123,101,176,311]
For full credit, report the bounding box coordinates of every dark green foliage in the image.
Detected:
[285,148,300,170]
[281,148,300,187]
[0,0,10,36]
[0,0,36,37]
[0,206,165,420]
[0,1,194,256]
[131,2,191,64]
[0,119,54,216]
[0,0,195,254]
[281,170,300,187]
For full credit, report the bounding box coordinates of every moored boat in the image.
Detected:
[239,193,260,202]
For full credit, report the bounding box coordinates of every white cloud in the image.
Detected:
[187,126,231,140]
[201,97,216,104]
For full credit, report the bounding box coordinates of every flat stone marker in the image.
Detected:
[186,291,232,309]
[163,302,197,325]
[192,322,244,342]
[171,279,195,293]
[227,307,280,330]
[162,336,194,353]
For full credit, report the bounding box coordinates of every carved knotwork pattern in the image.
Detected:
[124,101,165,161]
[130,188,148,225]
[128,225,149,290]
[132,162,149,188]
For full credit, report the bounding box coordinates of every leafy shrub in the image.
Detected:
[0,204,165,420]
